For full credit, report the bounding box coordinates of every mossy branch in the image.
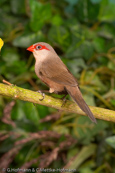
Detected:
[0,83,115,123]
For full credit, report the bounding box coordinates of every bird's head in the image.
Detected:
[27,42,56,60]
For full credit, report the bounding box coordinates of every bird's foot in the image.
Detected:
[37,90,45,101]
[61,94,67,107]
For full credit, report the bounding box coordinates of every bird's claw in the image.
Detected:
[61,94,67,107]
[37,90,45,101]
[61,98,67,107]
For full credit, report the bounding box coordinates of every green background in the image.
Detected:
[0,0,115,172]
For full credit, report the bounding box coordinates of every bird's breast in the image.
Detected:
[35,63,66,94]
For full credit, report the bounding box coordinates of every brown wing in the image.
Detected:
[40,55,78,87]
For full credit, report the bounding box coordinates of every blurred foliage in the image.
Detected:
[0,0,115,172]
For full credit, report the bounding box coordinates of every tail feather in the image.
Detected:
[66,86,97,123]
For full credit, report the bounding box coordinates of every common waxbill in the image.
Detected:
[27,42,96,123]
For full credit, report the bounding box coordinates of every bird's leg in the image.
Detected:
[37,90,49,101]
[33,90,48,106]
[61,94,68,107]
[37,88,54,101]
[37,90,45,101]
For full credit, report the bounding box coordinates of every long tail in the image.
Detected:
[66,86,97,123]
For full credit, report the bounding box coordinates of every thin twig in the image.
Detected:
[2,101,16,127]
[2,79,13,86]
[40,111,62,123]
[0,146,22,170]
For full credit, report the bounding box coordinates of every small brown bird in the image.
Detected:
[27,42,96,123]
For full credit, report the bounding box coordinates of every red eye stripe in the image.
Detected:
[34,44,49,51]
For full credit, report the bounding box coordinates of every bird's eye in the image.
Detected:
[36,45,42,50]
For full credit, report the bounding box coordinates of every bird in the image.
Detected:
[27,42,97,123]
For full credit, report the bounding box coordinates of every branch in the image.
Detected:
[0,83,115,122]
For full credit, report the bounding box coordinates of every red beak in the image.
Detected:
[27,45,35,52]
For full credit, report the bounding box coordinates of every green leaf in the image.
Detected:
[73,117,108,144]
[0,138,14,152]
[29,0,52,31]
[83,94,96,106]
[76,0,100,22]
[0,0,7,6]
[10,0,25,14]
[67,59,86,77]
[98,0,115,21]
[84,71,107,92]
[93,37,105,53]
[23,102,40,125]
[91,0,101,3]
[11,101,39,131]
[65,144,96,171]
[11,101,25,120]
[48,26,71,51]
[65,0,78,5]
[52,125,69,135]
[97,23,115,39]
[1,47,27,76]
[80,41,94,60]
[67,40,94,60]
[108,61,115,71]
[78,160,95,173]
[13,31,45,47]
[110,99,115,107]
[2,47,19,64]
[36,105,49,118]
[52,15,63,26]
[110,0,115,3]
[106,136,115,149]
